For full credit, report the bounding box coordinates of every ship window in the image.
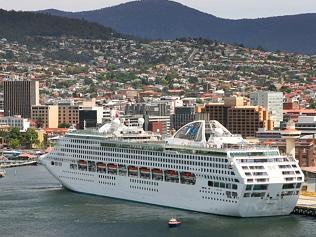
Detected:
[253,184,268,190]
[243,193,251,197]
[282,184,295,189]
[246,185,252,191]
[208,181,214,187]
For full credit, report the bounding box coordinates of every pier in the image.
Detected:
[293,195,316,217]
[0,160,37,168]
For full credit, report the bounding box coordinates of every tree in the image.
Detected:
[35,118,44,128]
[308,98,316,109]
[8,127,21,140]
[58,123,71,128]
[8,138,20,149]
[268,84,277,91]
[23,128,38,148]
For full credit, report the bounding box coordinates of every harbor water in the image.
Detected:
[0,166,315,237]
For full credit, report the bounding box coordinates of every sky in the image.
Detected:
[0,0,315,19]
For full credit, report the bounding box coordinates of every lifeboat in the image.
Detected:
[128,166,138,173]
[140,167,151,174]
[182,172,192,177]
[152,168,163,175]
[78,160,87,166]
[97,162,106,169]
[107,163,117,170]
[166,170,178,177]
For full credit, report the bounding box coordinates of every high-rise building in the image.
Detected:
[196,96,274,138]
[4,80,39,118]
[250,91,283,127]
[0,92,4,111]
[172,106,195,130]
[31,105,58,128]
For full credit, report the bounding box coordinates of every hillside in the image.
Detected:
[0,9,118,42]
[40,0,316,54]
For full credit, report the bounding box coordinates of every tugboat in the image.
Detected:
[168,218,181,228]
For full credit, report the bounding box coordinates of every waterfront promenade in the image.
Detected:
[298,195,316,208]
[293,195,316,216]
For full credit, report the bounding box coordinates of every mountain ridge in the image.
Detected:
[39,0,316,54]
[0,9,119,42]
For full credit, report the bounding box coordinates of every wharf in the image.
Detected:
[0,160,37,168]
[292,195,316,217]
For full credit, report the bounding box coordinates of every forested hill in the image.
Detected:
[40,0,316,54]
[0,9,119,42]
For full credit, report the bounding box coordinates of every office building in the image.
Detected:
[79,110,97,129]
[196,96,274,138]
[172,106,195,130]
[125,101,171,116]
[31,105,58,128]
[58,105,79,127]
[250,91,283,127]
[0,92,4,111]
[4,80,39,118]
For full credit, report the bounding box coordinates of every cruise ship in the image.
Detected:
[43,118,304,217]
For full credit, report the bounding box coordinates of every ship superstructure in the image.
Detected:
[43,118,304,217]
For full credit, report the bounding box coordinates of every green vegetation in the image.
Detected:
[3,127,39,149]
[0,9,118,43]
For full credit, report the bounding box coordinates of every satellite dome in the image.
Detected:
[138,118,145,126]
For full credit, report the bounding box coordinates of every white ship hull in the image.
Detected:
[43,120,303,217]
[44,161,299,217]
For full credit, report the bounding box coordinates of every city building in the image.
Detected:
[80,106,103,124]
[144,115,170,136]
[58,105,79,127]
[262,139,315,167]
[171,106,195,130]
[31,105,58,128]
[121,114,170,136]
[4,80,39,118]
[196,96,274,138]
[250,91,283,127]
[125,100,171,117]
[0,115,30,132]
[0,92,4,111]
[295,116,316,135]
[283,109,316,122]
[79,110,97,129]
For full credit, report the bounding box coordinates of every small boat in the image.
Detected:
[0,169,6,178]
[107,163,118,170]
[128,166,138,173]
[96,162,106,169]
[139,167,151,174]
[168,218,181,228]
[78,160,87,167]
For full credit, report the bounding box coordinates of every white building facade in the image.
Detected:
[250,91,283,127]
[0,116,30,132]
